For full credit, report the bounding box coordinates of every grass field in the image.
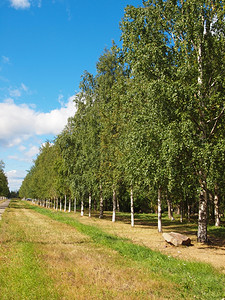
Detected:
[0,199,224,299]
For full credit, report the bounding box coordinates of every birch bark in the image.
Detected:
[89,193,91,217]
[197,186,208,243]
[64,195,67,212]
[130,185,134,227]
[167,198,174,221]
[214,186,220,227]
[196,23,208,243]
[60,197,62,211]
[99,183,104,219]
[187,204,191,223]
[117,198,120,212]
[112,187,116,222]
[158,188,162,233]
[68,198,71,212]
[74,197,76,213]
[180,202,183,223]
[81,199,84,216]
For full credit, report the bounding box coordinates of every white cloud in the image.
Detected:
[42,141,54,148]
[35,96,76,135]
[4,98,14,104]
[6,169,27,191]
[21,83,28,92]
[0,75,9,83]
[18,145,26,151]
[58,93,64,106]
[9,0,43,9]
[9,88,21,98]
[37,0,42,8]
[24,145,39,158]
[10,0,31,9]
[8,144,40,162]
[2,56,10,64]
[0,96,76,147]
[9,83,29,98]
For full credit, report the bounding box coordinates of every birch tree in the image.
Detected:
[121,0,225,242]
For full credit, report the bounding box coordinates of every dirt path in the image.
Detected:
[73,213,225,274]
[0,199,10,220]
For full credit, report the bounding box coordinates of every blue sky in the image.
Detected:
[0,0,140,191]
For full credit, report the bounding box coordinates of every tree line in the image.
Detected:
[0,160,10,198]
[19,0,225,243]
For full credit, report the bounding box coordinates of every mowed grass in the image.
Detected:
[30,202,225,299]
[0,200,224,300]
[0,205,59,299]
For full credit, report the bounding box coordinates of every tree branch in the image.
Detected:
[208,106,225,138]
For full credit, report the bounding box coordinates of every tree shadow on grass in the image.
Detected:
[90,210,225,248]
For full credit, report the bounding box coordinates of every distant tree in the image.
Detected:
[10,191,19,198]
[0,160,10,197]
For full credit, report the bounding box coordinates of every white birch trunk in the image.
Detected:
[81,199,84,216]
[198,43,202,87]
[60,197,62,211]
[158,187,162,233]
[112,187,116,222]
[68,198,71,212]
[99,183,104,219]
[117,197,120,212]
[214,190,220,227]
[56,198,58,211]
[167,197,174,221]
[167,198,171,220]
[130,185,134,227]
[74,197,76,213]
[187,204,191,223]
[89,193,91,218]
[180,202,183,223]
[197,187,208,243]
[64,195,67,212]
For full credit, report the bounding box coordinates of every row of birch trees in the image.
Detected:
[19,0,225,243]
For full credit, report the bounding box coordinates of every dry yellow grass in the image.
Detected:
[0,203,180,300]
[70,211,225,273]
